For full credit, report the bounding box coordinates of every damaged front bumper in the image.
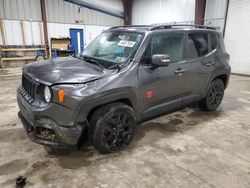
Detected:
[17,88,86,149]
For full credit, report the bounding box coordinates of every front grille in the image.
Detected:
[22,74,39,99]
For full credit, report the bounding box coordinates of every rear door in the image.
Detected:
[138,31,189,119]
[182,31,217,105]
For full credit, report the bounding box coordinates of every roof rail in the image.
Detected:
[108,25,151,30]
[150,24,216,31]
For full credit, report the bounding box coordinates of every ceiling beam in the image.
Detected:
[65,0,124,19]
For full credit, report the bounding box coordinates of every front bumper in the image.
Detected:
[17,88,86,149]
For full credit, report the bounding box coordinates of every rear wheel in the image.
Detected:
[200,79,225,111]
[89,103,136,154]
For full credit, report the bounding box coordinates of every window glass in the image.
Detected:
[83,31,143,64]
[151,34,183,63]
[186,33,208,59]
[210,33,217,50]
[142,44,152,65]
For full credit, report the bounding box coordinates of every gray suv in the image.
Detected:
[17,24,230,153]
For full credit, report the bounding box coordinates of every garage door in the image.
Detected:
[224,0,250,75]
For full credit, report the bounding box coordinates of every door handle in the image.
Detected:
[175,68,186,74]
[205,61,216,66]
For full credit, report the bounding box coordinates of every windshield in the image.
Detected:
[82,31,144,64]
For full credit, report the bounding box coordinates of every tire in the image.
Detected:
[89,102,136,154]
[199,79,225,111]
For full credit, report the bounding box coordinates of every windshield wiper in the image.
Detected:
[81,55,106,69]
[107,63,121,70]
[107,58,134,70]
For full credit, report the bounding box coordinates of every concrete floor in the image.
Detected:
[0,75,249,188]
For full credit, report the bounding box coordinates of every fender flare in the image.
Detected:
[75,91,140,124]
[203,69,230,98]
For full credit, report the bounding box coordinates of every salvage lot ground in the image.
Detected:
[0,75,249,188]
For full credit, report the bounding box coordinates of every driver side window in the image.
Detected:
[143,33,184,65]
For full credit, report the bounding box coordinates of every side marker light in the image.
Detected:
[58,90,65,102]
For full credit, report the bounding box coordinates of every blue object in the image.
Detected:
[70,29,84,56]
[36,50,41,57]
[53,49,58,59]
[116,47,125,53]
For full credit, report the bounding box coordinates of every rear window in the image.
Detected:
[210,33,218,50]
[186,33,209,59]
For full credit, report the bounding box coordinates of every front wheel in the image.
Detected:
[199,79,225,111]
[89,103,136,154]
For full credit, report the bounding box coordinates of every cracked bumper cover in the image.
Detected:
[17,89,86,149]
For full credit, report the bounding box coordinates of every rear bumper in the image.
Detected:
[17,89,86,149]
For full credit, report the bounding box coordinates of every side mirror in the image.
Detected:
[152,54,170,67]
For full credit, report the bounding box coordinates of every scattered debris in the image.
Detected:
[31,159,51,171]
[15,175,27,187]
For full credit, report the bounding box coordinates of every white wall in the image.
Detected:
[0,0,42,21]
[45,0,123,26]
[88,0,123,12]
[47,23,109,48]
[132,0,195,25]
[205,0,227,19]
[224,0,250,75]
[1,20,42,45]
[0,0,123,26]
[0,0,122,46]
[0,19,109,47]
[204,0,227,30]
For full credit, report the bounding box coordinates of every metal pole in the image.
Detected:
[195,0,206,25]
[223,0,230,37]
[40,0,49,58]
[123,0,132,25]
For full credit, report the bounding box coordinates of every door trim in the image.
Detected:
[141,97,182,121]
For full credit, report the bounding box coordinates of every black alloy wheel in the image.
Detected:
[103,111,134,151]
[200,79,225,111]
[89,103,136,154]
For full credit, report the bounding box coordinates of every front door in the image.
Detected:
[70,28,84,55]
[138,32,188,120]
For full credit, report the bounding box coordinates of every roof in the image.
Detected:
[108,24,217,32]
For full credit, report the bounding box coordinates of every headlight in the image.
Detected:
[44,86,52,103]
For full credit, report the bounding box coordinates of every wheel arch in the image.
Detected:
[211,74,229,88]
[86,98,134,122]
[76,91,139,124]
[202,71,230,98]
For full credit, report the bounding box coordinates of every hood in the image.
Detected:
[23,57,118,86]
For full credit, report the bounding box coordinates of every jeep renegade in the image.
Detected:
[17,24,231,153]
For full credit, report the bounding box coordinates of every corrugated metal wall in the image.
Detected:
[2,20,43,45]
[0,0,42,21]
[46,0,123,26]
[224,0,250,74]
[0,0,123,26]
[0,0,123,46]
[87,0,123,12]
[204,0,227,30]
[0,20,112,46]
[132,0,195,25]
[47,23,109,47]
